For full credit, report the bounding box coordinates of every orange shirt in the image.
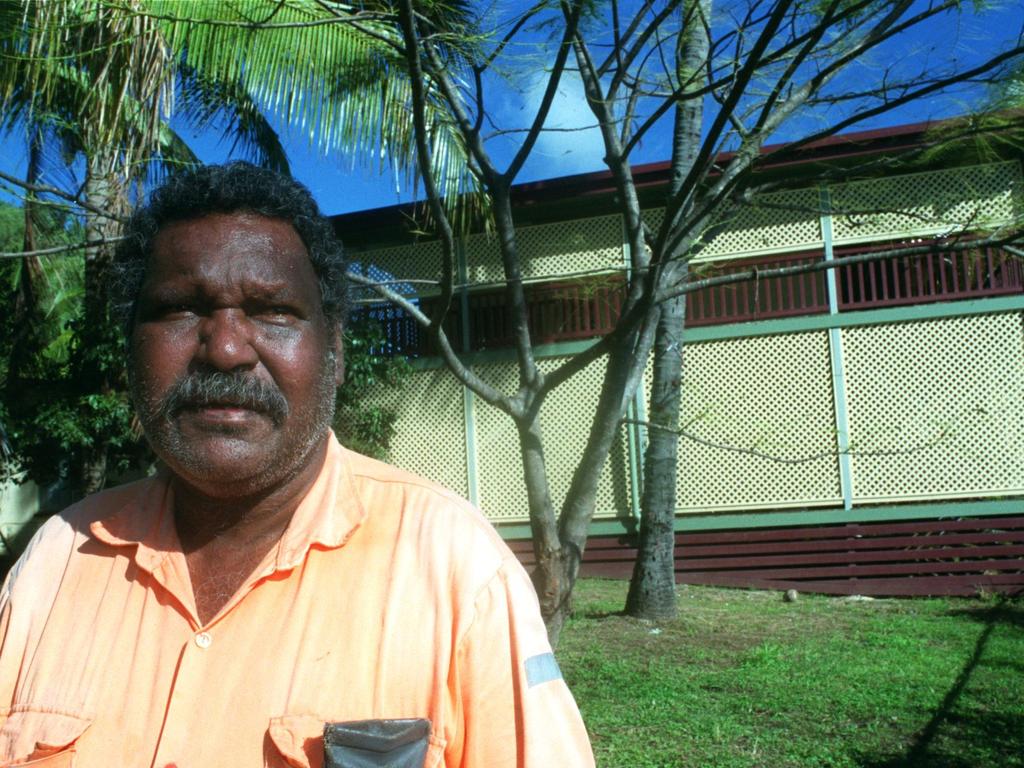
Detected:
[0,435,594,768]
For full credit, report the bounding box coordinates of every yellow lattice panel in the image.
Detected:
[351,240,445,300]
[472,358,631,522]
[830,161,1021,244]
[841,313,1024,503]
[641,188,823,263]
[662,332,843,511]
[364,368,469,498]
[641,207,665,234]
[537,357,632,520]
[469,363,524,521]
[464,214,624,285]
[699,188,824,260]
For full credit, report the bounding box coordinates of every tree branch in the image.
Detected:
[657,232,1024,304]
[0,169,128,223]
[502,1,585,183]
[0,236,126,259]
[346,271,514,414]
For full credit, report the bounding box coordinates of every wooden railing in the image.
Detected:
[463,279,624,349]
[836,243,1023,310]
[686,252,829,326]
[354,278,623,356]
[352,240,1022,354]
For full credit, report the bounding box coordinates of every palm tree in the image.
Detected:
[0,0,477,495]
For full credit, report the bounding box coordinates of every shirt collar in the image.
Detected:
[273,432,366,570]
[90,431,366,576]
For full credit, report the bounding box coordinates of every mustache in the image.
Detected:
[157,371,289,425]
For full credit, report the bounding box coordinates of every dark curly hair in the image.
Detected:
[111,162,349,334]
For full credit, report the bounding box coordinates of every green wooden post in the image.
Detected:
[820,187,854,511]
[620,217,646,520]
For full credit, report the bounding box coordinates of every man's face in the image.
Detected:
[129,212,343,497]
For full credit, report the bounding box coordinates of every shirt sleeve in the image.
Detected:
[448,556,595,768]
[0,572,14,728]
[0,515,77,727]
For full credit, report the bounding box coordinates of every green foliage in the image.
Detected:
[560,579,1024,768]
[0,0,438,494]
[0,206,146,489]
[333,313,409,458]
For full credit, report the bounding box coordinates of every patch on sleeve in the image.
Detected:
[525,652,563,688]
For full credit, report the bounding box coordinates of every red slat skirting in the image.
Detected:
[507,514,1024,597]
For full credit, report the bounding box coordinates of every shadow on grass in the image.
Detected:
[947,599,1024,630]
[857,598,1024,768]
[579,609,626,620]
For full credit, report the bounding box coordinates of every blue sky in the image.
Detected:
[2,1,1022,217]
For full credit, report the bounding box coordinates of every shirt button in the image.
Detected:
[195,632,212,649]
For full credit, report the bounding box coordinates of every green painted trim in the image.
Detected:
[492,498,1024,539]
[673,499,1024,531]
[495,518,637,539]
[683,294,1024,343]
[463,387,479,506]
[819,188,853,510]
[829,327,854,511]
[407,338,598,370]
[819,188,839,315]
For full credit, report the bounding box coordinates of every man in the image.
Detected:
[0,164,595,768]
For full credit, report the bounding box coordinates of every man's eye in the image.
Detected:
[160,304,196,319]
[258,307,297,323]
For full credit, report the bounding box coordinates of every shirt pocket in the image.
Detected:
[0,708,91,767]
[267,715,446,768]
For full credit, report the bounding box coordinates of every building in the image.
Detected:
[335,121,1024,597]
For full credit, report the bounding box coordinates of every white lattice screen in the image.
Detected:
[841,312,1024,503]
[371,368,469,499]
[830,161,1022,244]
[660,332,843,512]
[464,214,624,285]
[472,358,630,522]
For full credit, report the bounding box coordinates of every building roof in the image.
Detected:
[331,117,1007,249]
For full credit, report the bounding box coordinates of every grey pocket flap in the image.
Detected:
[324,718,431,768]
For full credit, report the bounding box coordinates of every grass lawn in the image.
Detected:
[558,579,1024,768]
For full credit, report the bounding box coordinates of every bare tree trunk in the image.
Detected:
[544,319,657,643]
[75,151,121,497]
[625,0,709,619]
[625,291,685,619]
[518,415,569,636]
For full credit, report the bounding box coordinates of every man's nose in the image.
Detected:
[196,309,259,371]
